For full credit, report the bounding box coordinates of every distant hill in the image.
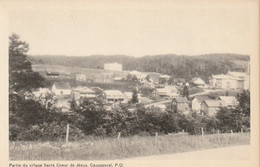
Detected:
[28,53,249,81]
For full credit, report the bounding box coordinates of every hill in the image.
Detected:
[28,53,250,81]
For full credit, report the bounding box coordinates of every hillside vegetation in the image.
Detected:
[10,133,249,160]
[28,54,249,81]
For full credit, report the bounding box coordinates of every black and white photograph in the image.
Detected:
[1,0,259,166]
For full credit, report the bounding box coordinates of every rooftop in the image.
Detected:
[173,97,189,103]
[217,96,239,105]
[159,75,171,78]
[104,90,125,98]
[190,77,205,85]
[203,100,226,107]
[73,86,95,94]
[53,82,71,89]
[193,96,211,103]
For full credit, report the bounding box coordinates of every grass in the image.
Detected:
[10,133,249,160]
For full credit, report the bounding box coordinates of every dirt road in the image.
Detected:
[125,145,250,160]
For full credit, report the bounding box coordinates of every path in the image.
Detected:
[125,145,250,160]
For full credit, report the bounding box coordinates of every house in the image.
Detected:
[227,71,250,90]
[72,86,96,100]
[75,74,87,81]
[123,92,141,103]
[216,96,239,108]
[201,100,227,116]
[172,97,190,114]
[190,77,205,87]
[104,63,122,71]
[46,72,59,78]
[159,75,171,84]
[192,96,211,113]
[94,72,114,83]
[51,82,71,96]
[209,71,249,90]
[101,90,126,104]
[154,86,180,98]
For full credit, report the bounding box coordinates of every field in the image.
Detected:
[10,132,249,160]
[32,64,129,79]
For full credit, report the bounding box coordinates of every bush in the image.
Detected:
[17,125,43,141]
[9,124,25,141]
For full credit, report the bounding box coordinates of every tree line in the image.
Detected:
[28,54,249,82]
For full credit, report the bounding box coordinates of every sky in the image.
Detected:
[8,0,258,57]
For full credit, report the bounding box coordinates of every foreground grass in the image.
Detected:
[10,133,249,160]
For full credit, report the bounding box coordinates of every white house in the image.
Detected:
[104,63,122,71]
[216,96,239,108]
[209,71,249,90]
[159,75,171,84]
[192,96,211,113]
[51,82,71,96]
[154,86,180,98]
[201,100,227,116]
[72,86,96,100]
[101,90,126,104]
[190,77,205,87]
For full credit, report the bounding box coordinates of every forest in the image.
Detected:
[28,54,249,81]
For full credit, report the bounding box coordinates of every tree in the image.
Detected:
[216,107,247,132]
[9,33,45,94]
[72,98,107,135]
[237,90,250,117]
[132,88,138,103]
[183,85,189,99]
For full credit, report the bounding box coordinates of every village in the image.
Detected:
[32,62,250,117]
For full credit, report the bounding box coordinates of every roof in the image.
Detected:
[73,86,94,93]
[193,96,211,103]
[227,71,247,77]
[203,100,226,107]
[159,75,171,79]
[140,97,153,104]
[191,77,205,85]
[217,96,238,105]
[130,70,141,75]
[211,72,247,81]
[104,62,122,66]
[173,97,189,103]
[211,74,230,79]
[54,82,71,89]
[104,90,125,98]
